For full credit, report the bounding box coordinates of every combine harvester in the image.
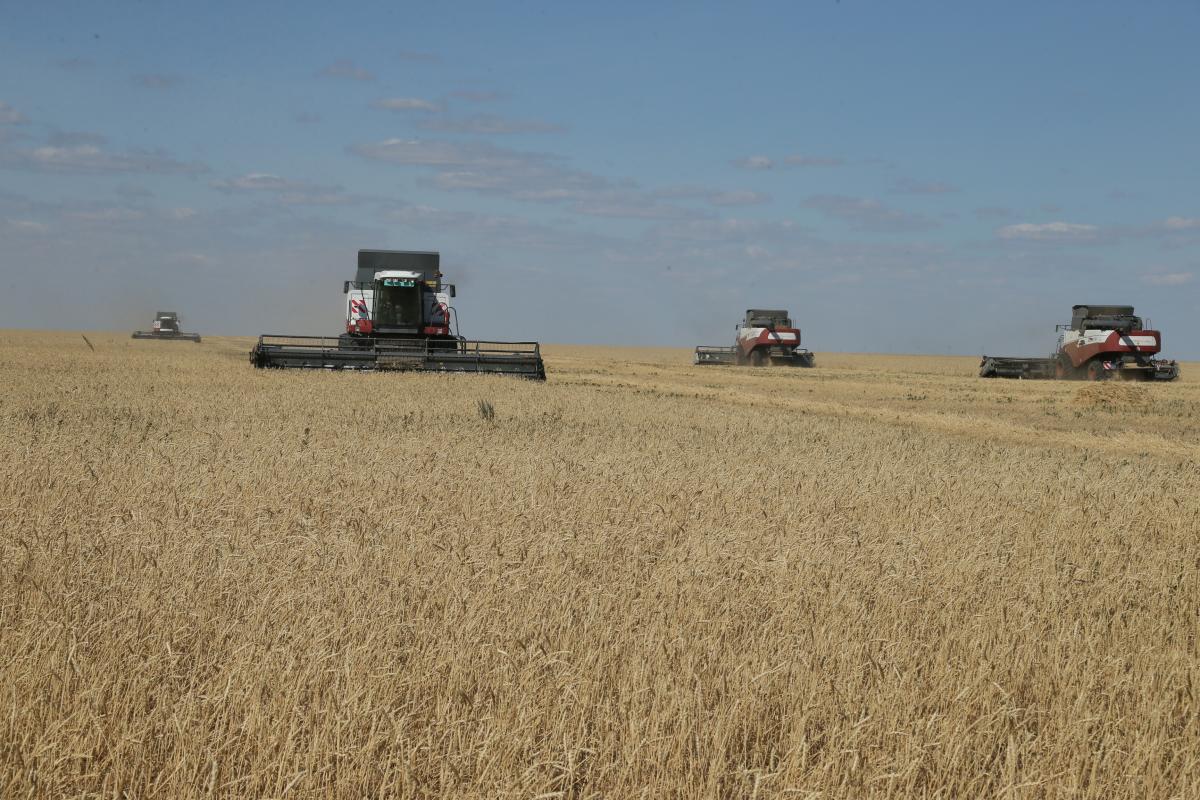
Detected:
[980,304,1179,381]
[694,309,816,367]
[131,311,201,342]
[251,250,545,380]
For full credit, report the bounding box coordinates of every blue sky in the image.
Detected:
[2,0,1197,357]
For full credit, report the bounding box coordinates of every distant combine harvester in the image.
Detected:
[131,311,201,343]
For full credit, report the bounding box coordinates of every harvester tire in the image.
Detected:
[1086,361,1106,382]
[750,350,767,367]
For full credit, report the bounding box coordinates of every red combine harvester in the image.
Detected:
[980,304,1179,381]
[694,309,816,367]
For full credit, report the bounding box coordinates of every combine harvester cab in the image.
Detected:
[131,311,202,342]
[250,250,545,380]
[980,304,1179,381]
[694,309,816,367]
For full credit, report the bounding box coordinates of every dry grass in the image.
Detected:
[2,330,1199,799]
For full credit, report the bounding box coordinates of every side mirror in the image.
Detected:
[448,284,456,298]
[343,281,350,294]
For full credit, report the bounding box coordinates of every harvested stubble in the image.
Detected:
[2,331,1199,799]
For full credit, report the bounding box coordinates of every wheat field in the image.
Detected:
[1,330,1198,799]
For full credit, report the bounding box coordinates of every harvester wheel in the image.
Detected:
[750,350,767,367]
[1086,361,1106,382]
[1054,357,1072,380]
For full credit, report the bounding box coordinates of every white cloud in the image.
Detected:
[4,144,207,175]
[732,155,773,170]
[1143,271,1193,286]
[67,207,147,222]
[169,252,215,266]
[645,217,805,243]
[430,170,521,191]
[354,139,705,220]
[996,221,1099,241]
[211,172,353,205]
[387,203,615,252]
[417,114,565,134]
[1164,217,1200,230]
[212,173,300,191]
[569,198,701,220]
[6,218,48,233]
[652,185,771,207]
[116,184,154,199]
[734,154,846,170]
[708,190,771,207]
[391,203,524,230]
[803,194,939,232]
[351,138,532,168]
[450,89,506,102]
[359,139,604,198]
[782,155,844,167]
[373,97,443,112]
[0,102,28,125]
[893,178,958,194]
[276,192,355,206]
[318,60,374,81]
